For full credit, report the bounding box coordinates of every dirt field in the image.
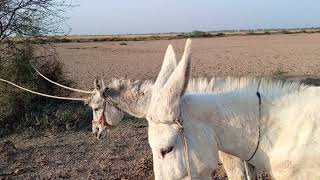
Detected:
[1,34,320,179]
[54,33,320,91]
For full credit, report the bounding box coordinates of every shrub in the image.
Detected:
[0,43,87,137]
[188,31,214,38]
[281,30,292,34]
[215,32,225,37]
[247,31,256,35]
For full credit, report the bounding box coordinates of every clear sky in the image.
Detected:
[65,0,320,35]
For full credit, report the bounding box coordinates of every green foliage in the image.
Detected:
[188,31,214,38]
[0,43,87,137]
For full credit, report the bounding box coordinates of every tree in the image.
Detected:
[0,0,71,41]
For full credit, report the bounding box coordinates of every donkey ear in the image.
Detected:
[153,44,177,90]
[147,39,192,123]
[162,39,192,108]
[94,78,105,93]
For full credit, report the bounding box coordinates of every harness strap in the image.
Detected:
[175,116,192,180]
[247,80,262,162]
[93,101,114,129]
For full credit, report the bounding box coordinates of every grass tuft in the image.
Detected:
[272,67,288,79]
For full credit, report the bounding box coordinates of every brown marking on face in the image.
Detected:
[99,113,105,128]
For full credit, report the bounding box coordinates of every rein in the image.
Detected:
[247,79,262,162]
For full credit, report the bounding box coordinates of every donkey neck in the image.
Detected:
[115,80,153,118]
[181,92,261,163]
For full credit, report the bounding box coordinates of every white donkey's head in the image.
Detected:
[146,39,219,179]
[87,43,182,140]
[85,78,124,140]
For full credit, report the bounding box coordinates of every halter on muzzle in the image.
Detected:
[92,100,116,130]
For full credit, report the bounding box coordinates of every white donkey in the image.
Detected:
[146,39,320,179]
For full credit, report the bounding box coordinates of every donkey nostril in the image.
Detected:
[160,146,174,158]
[97,133,102,140]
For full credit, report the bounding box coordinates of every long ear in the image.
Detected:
[162,39,192,110]
[94,78,105,94]
[148,39,192,123]
[153,44,177,90]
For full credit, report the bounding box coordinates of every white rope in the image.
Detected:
[31,65,93,94]
[0,78,86,101]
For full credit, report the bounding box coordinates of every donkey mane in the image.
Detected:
[109,77,310,100]
[109,78,154,93]
[187,77,309,97]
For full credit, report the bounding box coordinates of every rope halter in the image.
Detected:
[92,101,115,129]
[174,114,192,180]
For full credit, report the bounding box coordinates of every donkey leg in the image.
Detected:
[219,151,257,180]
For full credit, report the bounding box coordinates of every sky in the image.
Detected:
[65,0,320,35]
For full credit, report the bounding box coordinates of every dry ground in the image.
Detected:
[1,34,320,179]
[54,33,320,91]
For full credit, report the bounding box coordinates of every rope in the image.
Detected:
[31,65,93,94]
[0,78,86,101]
[175,116,192,180]
[247,79,262,162]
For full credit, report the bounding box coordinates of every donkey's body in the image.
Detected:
[180,78,320,179]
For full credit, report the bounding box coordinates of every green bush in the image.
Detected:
[180,31,214,38]
[188,31,214,38]
[0,43,88,137]
[215,32,225,37]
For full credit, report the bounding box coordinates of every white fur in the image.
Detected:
[147,39,320,179]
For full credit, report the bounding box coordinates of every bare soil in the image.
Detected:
[1,34,320,179]
[54,33,320,92]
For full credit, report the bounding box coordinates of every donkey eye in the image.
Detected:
[94,108,99,111]
[160,146,174,158]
